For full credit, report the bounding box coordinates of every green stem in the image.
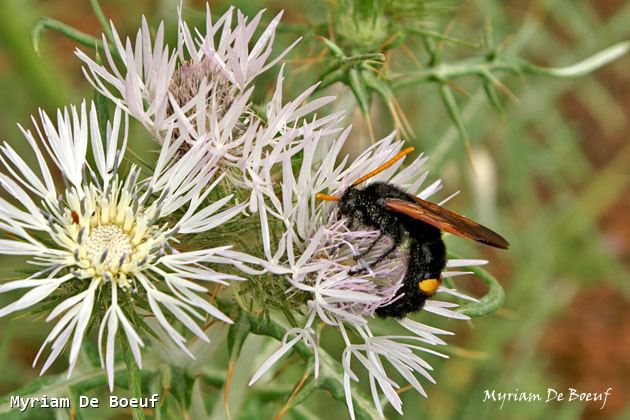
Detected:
[525,40,630,78]
[90,0,115,46]
[31,16,118,59]
[123,345,146,420]
[392,40,629,90]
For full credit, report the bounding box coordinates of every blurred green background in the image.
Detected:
[0,0,628,419]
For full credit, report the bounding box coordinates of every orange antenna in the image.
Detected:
[316,193,340,202]
[351,146,414,187]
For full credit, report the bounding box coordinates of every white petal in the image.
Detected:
[249,335,301,386]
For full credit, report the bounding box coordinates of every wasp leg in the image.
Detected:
[356,231,385,260]
[349,240,398,275]
[348,228,385,276]
[345,215,357,230]
[354,256,373,275]
[349,259,370,275]
[369,241,399,267]
[350,227,404,275]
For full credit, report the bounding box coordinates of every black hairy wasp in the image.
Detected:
[317,147,509,318]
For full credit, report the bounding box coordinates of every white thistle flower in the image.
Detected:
[250,129,488,418]
[77,4,340,253]
[0,102,255,390]
[77,5,297,138]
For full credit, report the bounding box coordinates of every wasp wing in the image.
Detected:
[385,197,510,249]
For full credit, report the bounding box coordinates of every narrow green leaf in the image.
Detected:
[123,344,146,420]
[227,310,251,359]
[406,27,480,48]
[187,380,208,419]
[318,37,346,58]
[348,68,371,115]
[483,79,505,117]
[93,65,110,144]
[439,83,472,158]
[168,367,195,414]
[521,40,630,78]
[318,68,346,90]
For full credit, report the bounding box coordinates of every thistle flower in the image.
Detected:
[0,102,255,390]
[77,4,340,252]
[77,5,296,138]
[251,129,487,417]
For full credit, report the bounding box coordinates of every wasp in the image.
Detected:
[317,147,509,318]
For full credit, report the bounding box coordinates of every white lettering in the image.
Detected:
[483,390,497,402]
[546,388,564,402]
[79,396,99,408]
[110,394,159,408]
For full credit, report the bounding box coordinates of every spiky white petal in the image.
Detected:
[0,102,255,387]
[77,4,341,243]
[251,128,489,418]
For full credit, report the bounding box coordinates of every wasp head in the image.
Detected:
[338,186,363,217]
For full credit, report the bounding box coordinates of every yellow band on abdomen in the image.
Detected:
[418,278,441,296]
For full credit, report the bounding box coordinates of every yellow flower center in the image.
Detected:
[61,181,168,287]
[85,224,133,267]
